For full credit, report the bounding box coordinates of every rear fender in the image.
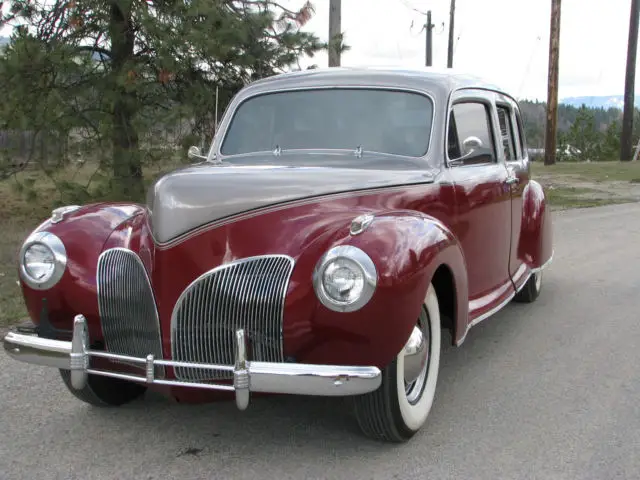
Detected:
[517,179,553,269]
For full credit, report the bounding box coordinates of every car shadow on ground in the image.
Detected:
[52,281,559,460]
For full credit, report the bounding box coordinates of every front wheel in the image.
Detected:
[353,283,441,442]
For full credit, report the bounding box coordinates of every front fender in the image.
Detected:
[518,179,553,269]
[19,203,144,338]
[288,211,468,370]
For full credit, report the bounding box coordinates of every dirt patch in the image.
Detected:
[534,172,640,211]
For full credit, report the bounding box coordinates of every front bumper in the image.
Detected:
[3,315,382,410]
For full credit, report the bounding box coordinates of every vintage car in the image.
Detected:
[3,67,553,443]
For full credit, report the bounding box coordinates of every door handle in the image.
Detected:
[505,168,520,185]
[505,175,520,185]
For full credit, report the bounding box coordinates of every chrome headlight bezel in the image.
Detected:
[19,231,67,290]
[312,245,377,313]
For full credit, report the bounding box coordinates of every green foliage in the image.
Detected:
[0,0,323,201]
[520,100,638,161]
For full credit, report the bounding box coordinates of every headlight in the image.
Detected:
[313,245,377,312]
[19,231,67,290]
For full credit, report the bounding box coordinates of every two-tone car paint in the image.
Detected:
[16,68,552,405]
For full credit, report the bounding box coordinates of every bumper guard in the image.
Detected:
[3,315,382,410]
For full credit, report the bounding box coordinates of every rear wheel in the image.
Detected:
[353,284,441,442]
[514,271,542,303]
[59,369,147,406]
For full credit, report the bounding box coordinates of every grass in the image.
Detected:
[544,186,637,210]
[531,160,640,182]
[0,218,32,329]
[0,159,181,329]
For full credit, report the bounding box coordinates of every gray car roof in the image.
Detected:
[241,66,507,99]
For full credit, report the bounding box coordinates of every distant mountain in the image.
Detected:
[0,36,9,46]
[560,95,640,110]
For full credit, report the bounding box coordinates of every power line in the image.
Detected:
[398,0,428,16]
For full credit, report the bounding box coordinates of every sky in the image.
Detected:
[1,0,635,101]
[284,0,636,101]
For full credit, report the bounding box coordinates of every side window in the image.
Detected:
[497,105,516,161]
[447,101,496,165]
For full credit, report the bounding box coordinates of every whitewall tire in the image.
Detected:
[353,283,441,442]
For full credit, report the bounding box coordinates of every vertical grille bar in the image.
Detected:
[171,255,295,382]
[97,248,165,377]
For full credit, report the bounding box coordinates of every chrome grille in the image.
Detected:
[171,255,294,382]
[97,248,164,377]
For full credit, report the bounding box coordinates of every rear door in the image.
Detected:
[495,96,530,290]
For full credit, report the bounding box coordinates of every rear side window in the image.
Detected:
[514,108,527,157]
[497,105,516,161]
[447,102,496,165]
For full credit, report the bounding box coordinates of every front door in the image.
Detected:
[445,90,514,320]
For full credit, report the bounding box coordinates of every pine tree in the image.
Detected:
[0,0,322,198]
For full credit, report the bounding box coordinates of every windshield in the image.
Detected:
[220,88,434,158]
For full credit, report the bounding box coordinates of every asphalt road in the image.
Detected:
[1,203,639,480]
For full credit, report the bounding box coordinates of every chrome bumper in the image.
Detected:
[3,315,382,410]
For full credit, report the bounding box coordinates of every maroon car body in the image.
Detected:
[4,67,552,442]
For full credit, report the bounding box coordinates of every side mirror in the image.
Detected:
[187,146,207,161]
[461,136,483,156]
[449,136,493,166]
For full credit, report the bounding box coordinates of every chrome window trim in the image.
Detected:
[444,87,512,169]
[210,85,438,164]
[19,231,67,291]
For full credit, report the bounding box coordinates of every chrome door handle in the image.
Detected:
[505,175,520,185]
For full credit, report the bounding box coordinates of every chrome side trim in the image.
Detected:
[456,290,516,347]
[456,252,554,347]
[531,250,555,273]
[3,316,382,410]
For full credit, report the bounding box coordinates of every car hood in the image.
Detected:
[147,162,435,244]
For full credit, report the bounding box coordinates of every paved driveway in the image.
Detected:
[1,203,639,480]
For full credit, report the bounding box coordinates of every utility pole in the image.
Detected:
[544,0,562,166]
[621,0,639,161]
[447,0,456,68]
[426,11,434,67]
[328,0,342,67]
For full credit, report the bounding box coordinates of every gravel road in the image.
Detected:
[1,203,639,480]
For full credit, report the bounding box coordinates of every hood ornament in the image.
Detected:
[51,205,81,224]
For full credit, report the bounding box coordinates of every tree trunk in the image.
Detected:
[109,0,143,198]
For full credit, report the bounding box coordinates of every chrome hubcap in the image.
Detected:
[403,315,430,404]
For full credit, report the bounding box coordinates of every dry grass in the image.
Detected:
[0,218,33,328]
[0,159,183,328]
[531,161,640,209]
[531,160,640,183]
